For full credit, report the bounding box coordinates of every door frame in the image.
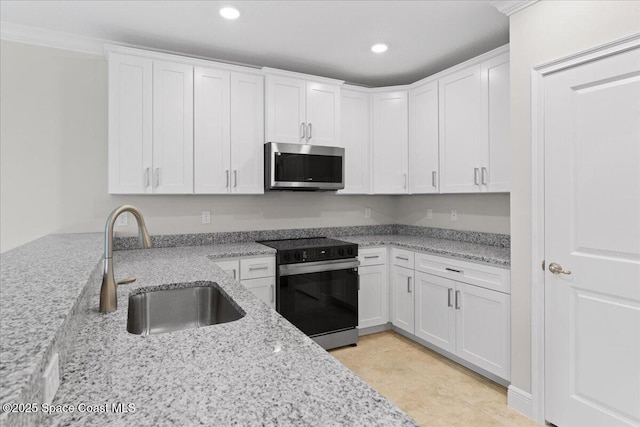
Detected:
[529,33,640,424]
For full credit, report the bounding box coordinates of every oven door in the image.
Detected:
[278,259,359,337]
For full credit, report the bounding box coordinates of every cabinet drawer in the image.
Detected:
[415,253,510,294]
[240,256,275,280]
[358,247,387,266]
[391,247,414,269]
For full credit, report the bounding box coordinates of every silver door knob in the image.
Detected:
[549,262,571,275]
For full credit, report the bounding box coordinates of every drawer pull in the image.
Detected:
[364,255,380,259]
[445,267,462,274]
[395,256,409,261]
[249,265,269,271]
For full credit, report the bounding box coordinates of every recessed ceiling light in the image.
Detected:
[220,7,240,20]
[371,43,388,53]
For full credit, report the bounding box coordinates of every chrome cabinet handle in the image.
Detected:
[271,284,274,303]
[154,168,160,187]
[233,170,238,188]
[481,167,488,185]
[455,290,461,309]
[232,269,236,280]
[432,171,437,187]
[448,288,453,307]
[445,267,462,274]
[403,173,407,189]
[144,167,150,187]
[407,276,412,293]
[549,262,571,275]
[307,123,312,140]
[395,256,409,261]
[301,122,306,141]
[364,255,379,259]
[249,265,269,271]
[474,168,480,185]
[226,170,230,188]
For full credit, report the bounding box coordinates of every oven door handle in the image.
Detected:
[279,259,360,276]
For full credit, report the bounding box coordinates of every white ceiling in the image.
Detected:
[0,1,509,87]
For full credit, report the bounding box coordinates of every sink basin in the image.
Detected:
[127,282,244,336]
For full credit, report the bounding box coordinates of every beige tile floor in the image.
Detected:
[330,331,540,427]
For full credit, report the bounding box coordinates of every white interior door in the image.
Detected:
[544,46,640,427]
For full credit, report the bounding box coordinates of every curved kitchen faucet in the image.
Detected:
[100,205,152,313]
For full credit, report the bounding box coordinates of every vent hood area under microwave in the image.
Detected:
[264,142,345,191]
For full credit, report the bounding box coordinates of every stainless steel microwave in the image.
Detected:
[264,142,345,191]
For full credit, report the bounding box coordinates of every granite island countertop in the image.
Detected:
[1,238,416,426]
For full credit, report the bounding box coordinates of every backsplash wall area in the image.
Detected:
[0,40,510,253]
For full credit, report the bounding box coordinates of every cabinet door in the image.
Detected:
[108,53,153,194]
[242,277,276,310]
[372,91,409,194]
[152,61,194,194]
[409,81,439,194]
[358,264,388,329]
[439,65,482,193]
[306,82,341,146]
[339,89,370,194]
[415,272,456,354]
[391,265,414,334]
[194,66,230,194]
[230,72,264,194]
[214,259,240,281]
[265,75,306,144]
[481,53,510,192]
[455,282,510,380]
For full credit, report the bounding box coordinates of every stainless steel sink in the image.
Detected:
[127,283,244,336]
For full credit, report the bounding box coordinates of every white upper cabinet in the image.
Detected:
[194,69,264,194]
[409,80,439,194]
[438,51,510,194]
[152,61,194,194]
[371,91,409,194]
[265,73,341,146]
[194,66,231,194]
[339,88,370,194]
[230,72,265,194]
[108,53,153,194]
[438,65,483,193]
[481,53,510,192]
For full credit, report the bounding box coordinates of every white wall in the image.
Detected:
[509,0,640,393]
[396,193,510,234]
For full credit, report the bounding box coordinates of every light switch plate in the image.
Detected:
[450,210,458,221]
[426,209,433,220]
[202,211,211,224]
[42,352,60,405]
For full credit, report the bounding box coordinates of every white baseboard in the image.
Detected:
[508,385,535,420]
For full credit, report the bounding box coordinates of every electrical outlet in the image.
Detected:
[364,207,372,219]
[426,209,433,220]
[116,213,128,227]
[202,211,211,224]
[41,352,60,405]
[450,210,458,221]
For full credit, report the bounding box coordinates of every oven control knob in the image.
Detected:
[338,248,345,256]
[295,251,302,261]
[283,252,291,262]
[347,247,354,256]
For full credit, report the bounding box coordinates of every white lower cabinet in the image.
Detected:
[415,272,456,354]
[214,256,276,310]
[358,264,388,329]
[391,265,415,334]
[241,277,276,310]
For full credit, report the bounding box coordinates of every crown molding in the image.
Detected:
[490,0,539,16]
[0,21,106,55]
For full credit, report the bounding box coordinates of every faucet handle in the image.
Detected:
[117,277,136,285]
